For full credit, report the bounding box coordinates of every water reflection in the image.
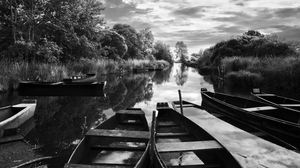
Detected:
[174,64,188,86]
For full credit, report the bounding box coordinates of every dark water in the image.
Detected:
[1,63,299,167]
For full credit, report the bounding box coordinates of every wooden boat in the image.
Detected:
[65,108,150,168]
[0,99,37,138]
[62,73,97,84]
[201,88,300,148]
[151,102,242,168]
[18,81,106,96]
[252,88,300,111]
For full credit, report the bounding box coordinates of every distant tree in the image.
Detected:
[175,41,188,63]
[153,41,173,63]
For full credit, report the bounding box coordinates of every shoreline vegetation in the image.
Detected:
[0,59,170,93]
[0,1,173,93]
[188,30,300,94]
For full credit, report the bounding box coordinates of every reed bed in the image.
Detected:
[0,59,170,92]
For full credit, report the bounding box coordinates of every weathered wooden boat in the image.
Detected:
[201,88,300,148]
[18,81,106,96]
[252,88,300,112]
[62,73,97,84]
[0,99,37,138]
[65,108,150,168]
[151,102,242,168]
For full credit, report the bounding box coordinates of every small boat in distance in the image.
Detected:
[65,108,150,168]
[252,88,300,111]
[0,99,37,138]
[18,81,106,96]
[201,88,300,150]
[62,73,97,84]
[151,102,242,168]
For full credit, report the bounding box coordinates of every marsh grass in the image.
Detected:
[221,56,300,92]
[0,59,170,92]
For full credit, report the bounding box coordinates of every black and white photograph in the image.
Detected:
[0,0,300,167]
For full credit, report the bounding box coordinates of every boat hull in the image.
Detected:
[66,108,150,168]
[0,100,37,138]
[18,82,105,96]
[152,103,242,168]
[201,91,300,147]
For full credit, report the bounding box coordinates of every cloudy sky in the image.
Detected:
[101,0,300,54]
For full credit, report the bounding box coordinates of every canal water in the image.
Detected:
[0,63,298,167]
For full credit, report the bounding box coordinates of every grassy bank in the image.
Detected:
[0,59,170,92]
[221,56,300,92]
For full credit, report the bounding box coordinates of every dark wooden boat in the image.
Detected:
[18,81,106,96]
[62,73,97,84]
[151,102,242,168]
[252,88,300,111]
[201,88,300,148]
[65,108,150,168]
[0,99,36,138]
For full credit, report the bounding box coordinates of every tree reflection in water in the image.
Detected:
[174,64,188,86]
[0,68,173,167]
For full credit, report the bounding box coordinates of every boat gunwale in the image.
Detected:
[201,91,300,127]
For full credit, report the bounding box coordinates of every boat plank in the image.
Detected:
[90,143,146,151]
[157,140,222,153]
[242,106,276,112]
[157,121,178,127]
[116,109,144,115]
[156,132,189,137]
[169,164,221,168]
[65,163,132,168]
[86,129,149,140]
[279,104,300,107]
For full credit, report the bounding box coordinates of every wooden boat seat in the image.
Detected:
[90,142,146,151]
[242,106,276,112]
[168,164,221,168]
[279,104,300,107]
[158,121,178,127]
[65,163,132,168]
[116,109,144,115]
[156,132,189,137]
[86,129,149,140]
[156,140,222,153]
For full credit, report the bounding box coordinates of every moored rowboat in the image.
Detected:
[65,108,150,168]
[62,73,97,84]
[0,99,37,138]
[201,88,300,149]
[18,81,106,96]
[252,88,300,112]
[151,102,242,168]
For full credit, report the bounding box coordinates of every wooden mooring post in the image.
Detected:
[178,90,184,115]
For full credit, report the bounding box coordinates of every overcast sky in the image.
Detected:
[102,0,300,54]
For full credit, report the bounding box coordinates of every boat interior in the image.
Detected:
[206,92,300,124]
[67,110,150,167]
[0,106,25,122]
[155,108,240,168]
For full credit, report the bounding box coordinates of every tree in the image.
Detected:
[139,27,154,57]
[112,24,143,59]
[153,41,173,63]
[175,41,188,63]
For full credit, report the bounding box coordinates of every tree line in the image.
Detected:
[0,0,173,63]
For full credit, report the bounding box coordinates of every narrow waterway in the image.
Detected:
[0,63,298,167]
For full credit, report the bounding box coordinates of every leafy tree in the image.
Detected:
[153,41,173,63]
[112,24,143,59]
[175,41,188,63]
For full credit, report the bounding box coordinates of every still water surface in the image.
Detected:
[1,63,297,167]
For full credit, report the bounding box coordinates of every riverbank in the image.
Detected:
[0,59,170,93]
[220,56,300,93]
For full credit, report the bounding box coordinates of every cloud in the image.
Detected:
[172,6,209,18]
[102,0,300,53]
